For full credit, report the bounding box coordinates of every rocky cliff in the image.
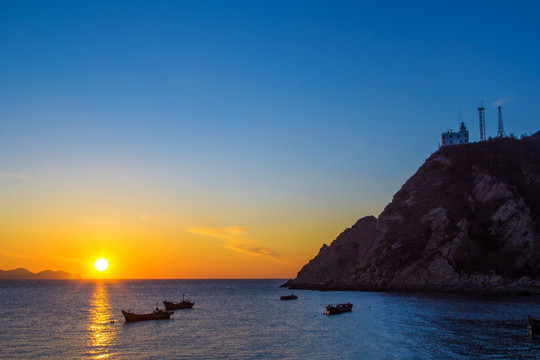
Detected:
[284,132,540,293]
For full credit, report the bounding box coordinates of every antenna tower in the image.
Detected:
[478,101,486,141]
[497,106,505,137]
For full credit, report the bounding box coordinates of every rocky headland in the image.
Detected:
[283,132,540,293]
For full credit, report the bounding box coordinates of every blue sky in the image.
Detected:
[1,1,539,277]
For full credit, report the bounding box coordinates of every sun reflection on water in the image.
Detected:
[87,281,115,359]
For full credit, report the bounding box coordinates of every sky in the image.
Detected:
[1,0,539,279]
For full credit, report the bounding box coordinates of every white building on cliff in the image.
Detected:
[441,122,469,146]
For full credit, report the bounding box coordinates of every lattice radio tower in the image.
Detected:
[497,105,506,137]
[478,101,486,141]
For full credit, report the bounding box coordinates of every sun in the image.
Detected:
[93,258,109,272]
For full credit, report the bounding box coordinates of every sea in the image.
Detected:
[1,279,540,359]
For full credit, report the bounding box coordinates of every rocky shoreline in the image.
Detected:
[281,276,540,295]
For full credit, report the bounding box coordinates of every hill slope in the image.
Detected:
[0,268,81,279]
[284,132,540,292]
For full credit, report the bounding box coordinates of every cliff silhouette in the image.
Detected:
[0,268,81,279]
[284,132,540,293]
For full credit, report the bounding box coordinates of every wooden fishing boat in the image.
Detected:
[326,303,353,315]
[163,294,194,310]
[527,315,540,337]
[280,294,298,300]
[122,308,174,323]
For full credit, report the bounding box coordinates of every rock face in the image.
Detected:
[284,133,540,293]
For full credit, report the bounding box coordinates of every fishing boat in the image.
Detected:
[122,308,174,323]
[527,315,540,337]
[326,303,353,315]
[280,294,298,300]
[163,294,195,310]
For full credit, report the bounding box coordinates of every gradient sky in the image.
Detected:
[1,1,539,279]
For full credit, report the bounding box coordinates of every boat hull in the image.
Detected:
[122,310,173,323]
[163,301,194,310]
[326,303,353,315]
[528,315,540,337]
[280,295,298,300]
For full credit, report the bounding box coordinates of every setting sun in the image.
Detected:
[93,258,109,272]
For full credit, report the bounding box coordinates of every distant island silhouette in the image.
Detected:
[0,268,81,279]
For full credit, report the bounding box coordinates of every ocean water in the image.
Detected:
[1,279,540,359]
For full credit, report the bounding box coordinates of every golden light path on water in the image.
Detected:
[87,281,115,359]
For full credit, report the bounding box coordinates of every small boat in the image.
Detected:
[163,294,195,310]
[122,308,174,323]
[326,303,353,315]
[527,315,540,337]
[280,294,298,300]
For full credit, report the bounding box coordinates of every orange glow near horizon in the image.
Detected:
[0,200,364,279]
[0,154,376,279]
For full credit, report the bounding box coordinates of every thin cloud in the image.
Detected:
[49,255,84,265]
[186,226,282,261]
[492,96,513,107]
[0,248,39,260]
[186,226,246,239]
[0,173,29,179]
[223,244,282,259]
